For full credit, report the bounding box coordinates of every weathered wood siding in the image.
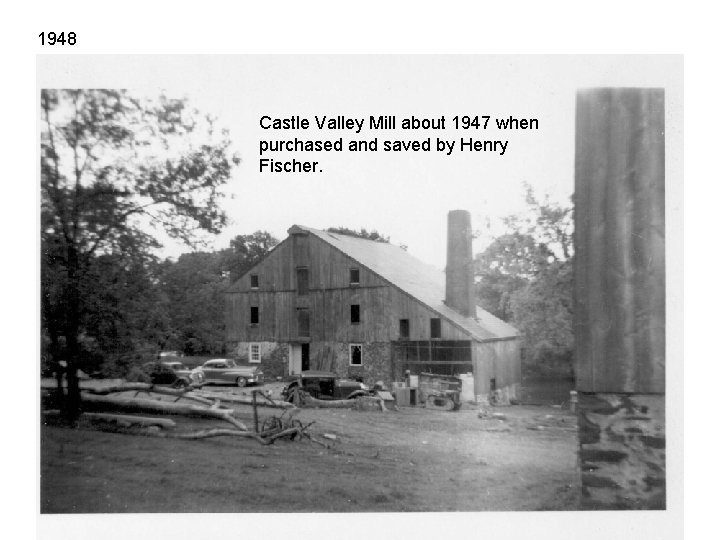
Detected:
[226,231,471,343]
[574,88,665,393]
[472,339,521,395]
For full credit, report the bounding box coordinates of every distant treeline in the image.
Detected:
[474,185,574,378]
[42,231,279,378]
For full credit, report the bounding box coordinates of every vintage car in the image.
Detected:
[281,371,369,401]
[141,361,201,388]
[198,358,263,387]
[158,350,183,359]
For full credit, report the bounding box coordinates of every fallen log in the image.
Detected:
[192,389,295,409]
[158,428,265,441]
[84,383,217,407]
[81,412,177,429]
[302,396,356,408]
[139,389,218,407]
[149,426,304,445]
[84,382,153,394]
[81,393,248,430]
[297,391,385,411]
[356,396,387,412]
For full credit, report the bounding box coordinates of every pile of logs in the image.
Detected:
[44,383,310,445]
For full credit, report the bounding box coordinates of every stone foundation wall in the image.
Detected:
[227,341,288,381]
[227,340,393,384]
[310,341,392,385]
[346,342,392,386]
[578,393,665,510]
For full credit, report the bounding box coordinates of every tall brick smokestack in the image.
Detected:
[445,210,474,318]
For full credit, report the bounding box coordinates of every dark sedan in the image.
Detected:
[281,371,369,401]
[141,361,201,388]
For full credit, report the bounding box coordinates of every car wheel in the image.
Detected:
[236,377,247,388]
[173,379,188,389]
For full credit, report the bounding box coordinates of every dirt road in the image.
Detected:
[41,384,579,513]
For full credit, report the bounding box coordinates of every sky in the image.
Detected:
[37,55,682,269]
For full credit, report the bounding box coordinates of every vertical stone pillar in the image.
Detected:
[574,88,665,509]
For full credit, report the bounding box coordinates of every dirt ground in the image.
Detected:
[40,380,580,513]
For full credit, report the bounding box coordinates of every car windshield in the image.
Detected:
[166,363,186,370]
[226,359,238,368]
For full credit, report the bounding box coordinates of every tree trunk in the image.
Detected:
[81,412,177,429]
[85,383,221,407]
[192,389,294,409]
[292,389,385,411]
[63,245,82,422]
[49,329,64,393]
[153,427,303,444]
[80,393,248,430]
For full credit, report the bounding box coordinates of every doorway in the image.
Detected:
[290,343,311,375]
[301,343,310,371]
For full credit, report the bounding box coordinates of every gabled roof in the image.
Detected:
[293,225,519,342]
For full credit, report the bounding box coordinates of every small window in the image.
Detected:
[349,344,362,366]
[350,268,360,285]
[249,343,261,363]
[250,306,259,325]
[250,274,259,289]
[430,318,441,338]
[296,267,308,296]
[399,319,409,339]
[350,304,360,324]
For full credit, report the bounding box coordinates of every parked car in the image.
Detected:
[198,359,263,387]
[141,361,201,388]
[281,371,369,401]
[158,350,183,359]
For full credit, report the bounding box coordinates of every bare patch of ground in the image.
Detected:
[40,381,580,513]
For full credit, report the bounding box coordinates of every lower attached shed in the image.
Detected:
[225,224,521,404]
[391,338,521,403]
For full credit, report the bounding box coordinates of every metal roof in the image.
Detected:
[294,226,519,342]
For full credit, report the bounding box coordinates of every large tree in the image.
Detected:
[157,251,227,356]
[475,185,574,376]
[150,231,279,356]
[474,232,541,320]
[41,89,239,418]
[221,231,280,283]
[80,254,169,375]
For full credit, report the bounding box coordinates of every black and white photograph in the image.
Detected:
[36,53,680,522]
[10,0,701,524]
